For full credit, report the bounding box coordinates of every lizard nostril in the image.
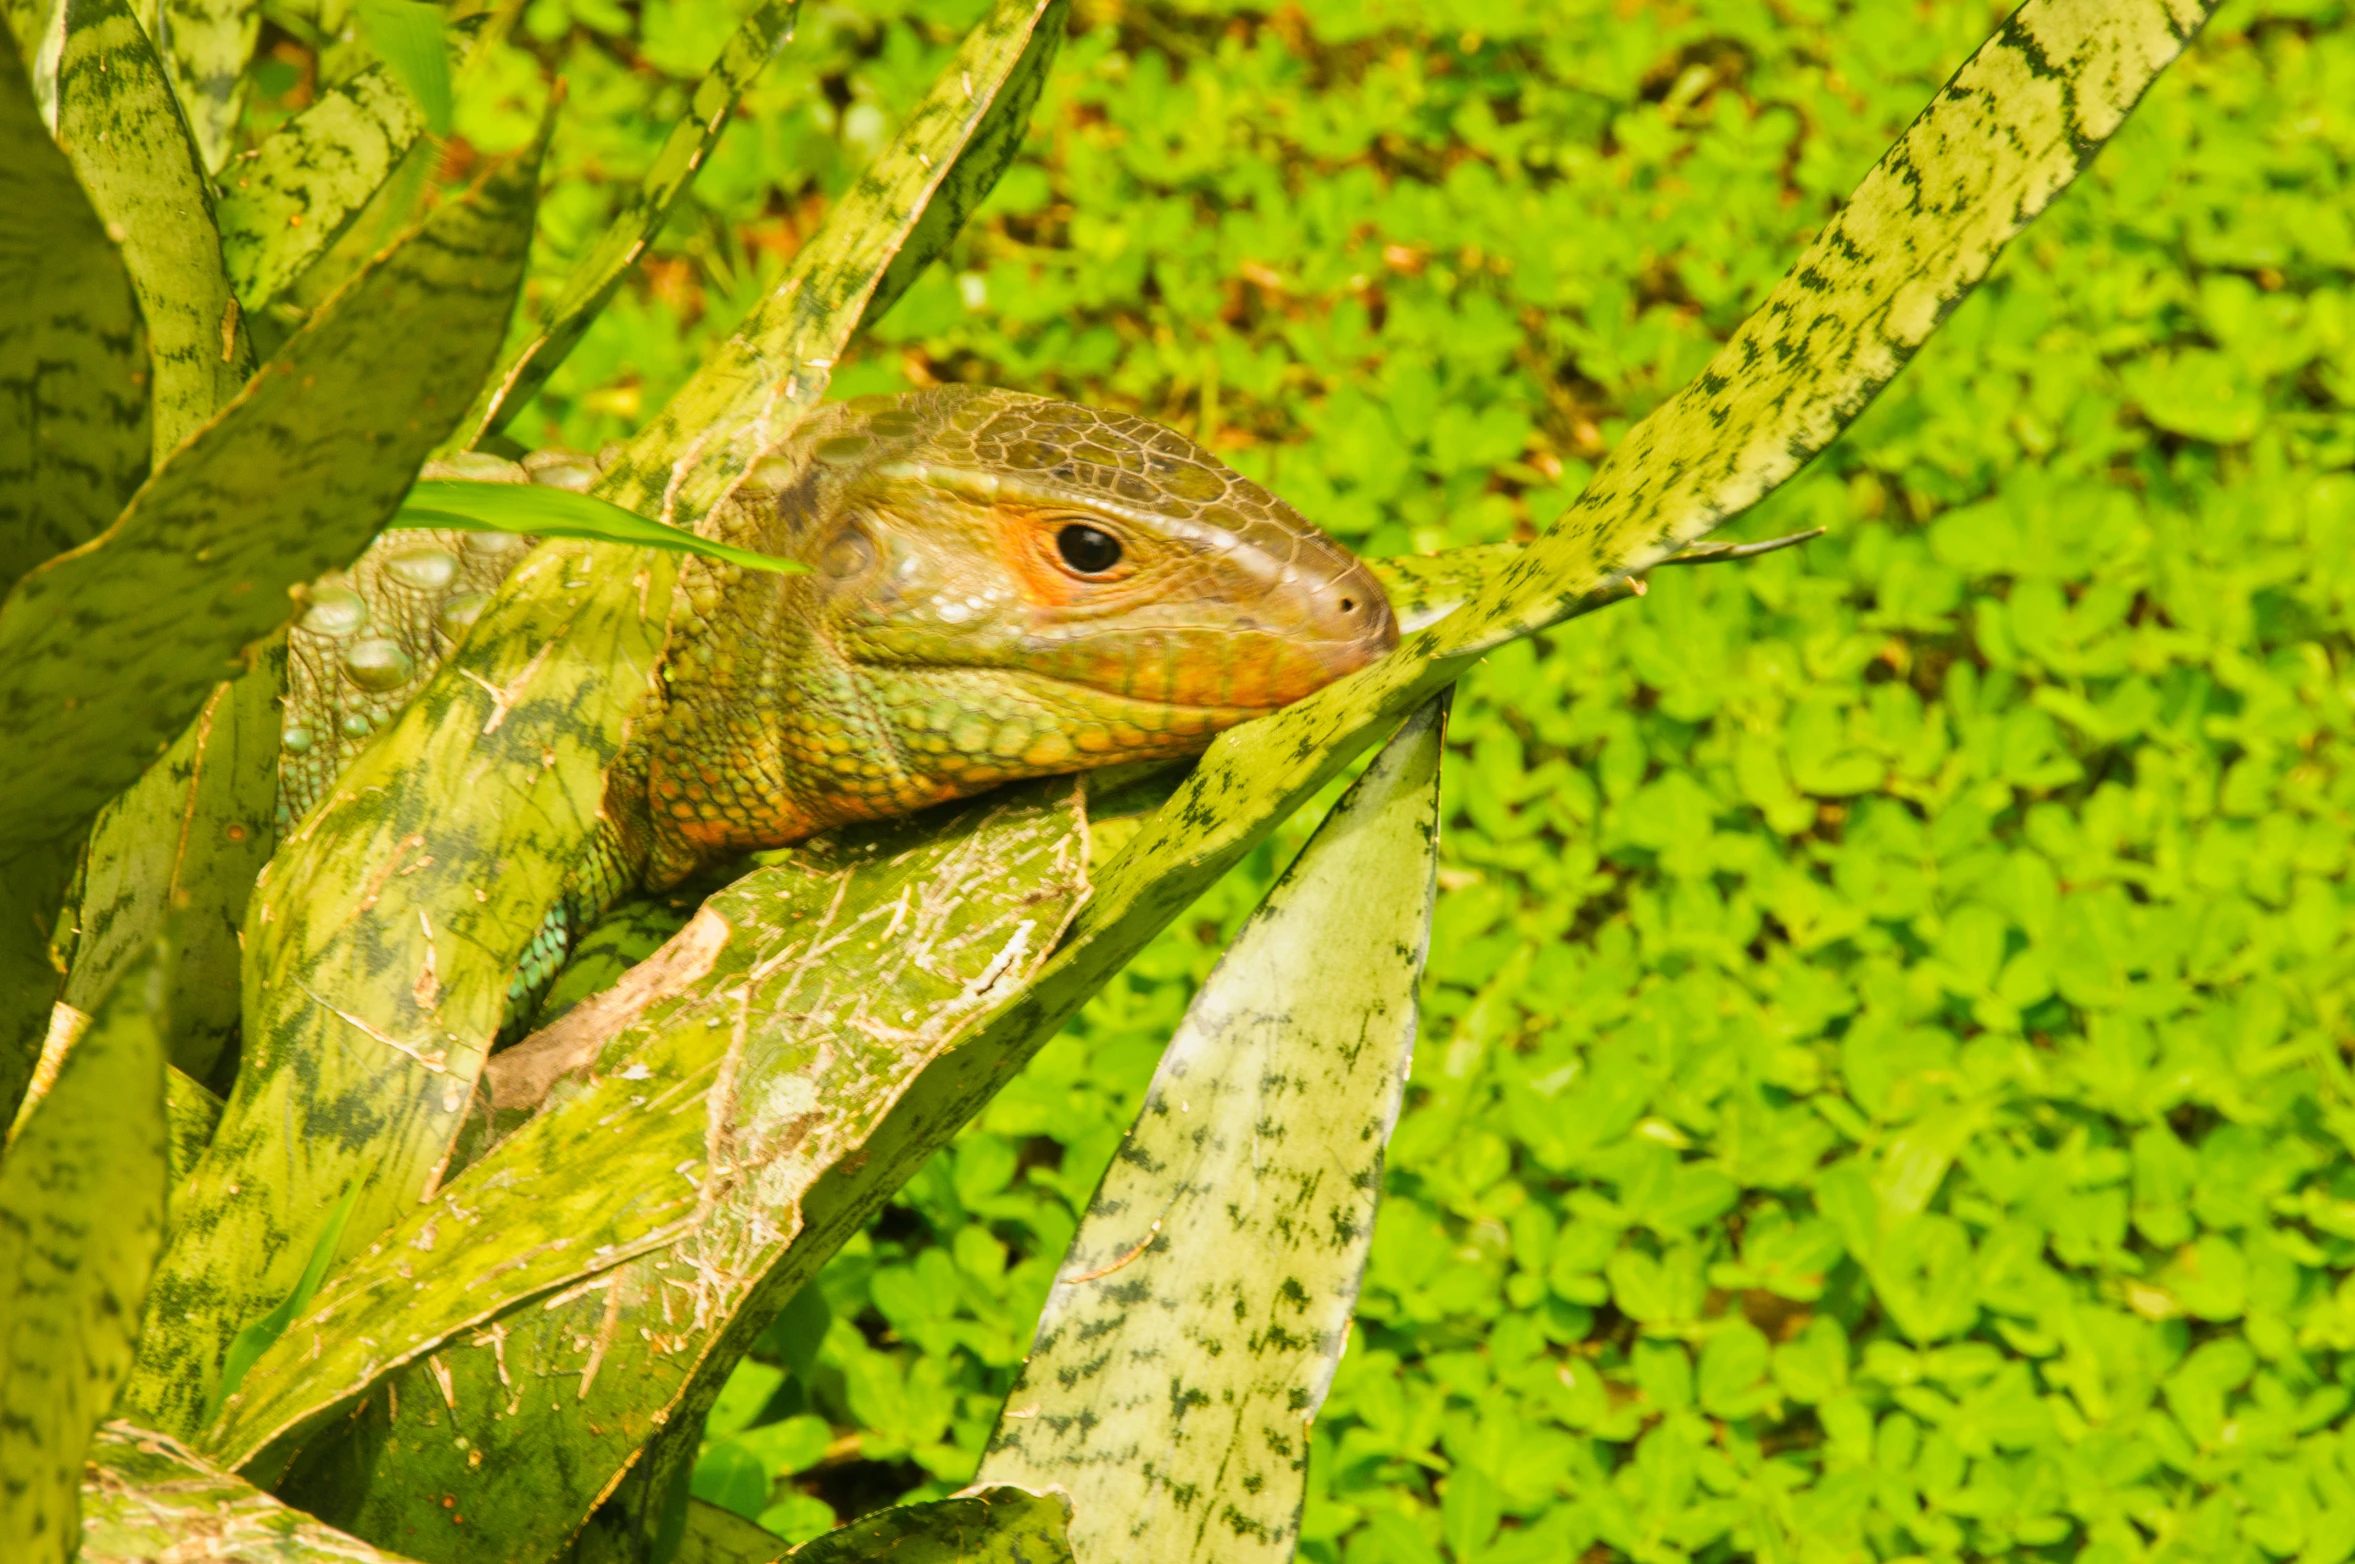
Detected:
[1339,598,1355,613]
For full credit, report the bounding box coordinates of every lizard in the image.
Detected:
[274,385,1401,1017]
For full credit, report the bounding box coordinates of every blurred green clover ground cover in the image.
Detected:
[389,0,2355,1555]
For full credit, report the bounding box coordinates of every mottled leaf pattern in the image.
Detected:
[0,981,167,1564]
[0,24,147,596]
[703,0,2220,1340]
[52,0,242,458]
[216,784,1089,1564]
[787,1486,1074,1563]
[65,655,280,1086]
[465,0,804,443]
[120,539,666,1442]
[0,144,536,854]
[597,0,1066,532]
[216,63,427,310]
[146,0,258,174]
[79,1422,426,1563]
[978,702,1441,1562]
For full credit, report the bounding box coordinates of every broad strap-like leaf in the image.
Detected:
[736,0,2221,1322]
[92,148,542,1439]
[0,144,536,854]
[464,0,804,444]
[147,0,259,174]
[0,25,147,597]
[596,0,1068,531]
[166,0,1072,1462]
[53,0,244,458]
[79,1422,428,1563]
[786,1487,1075,1563]
[214,784,1090,1563]
[63,656,279,1086]
[977,701,1442,1562]
[216,63,428,310]
[353,0,447,135]
[0,985,167,1564]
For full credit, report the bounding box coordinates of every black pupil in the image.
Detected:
[1057,523,1123,574]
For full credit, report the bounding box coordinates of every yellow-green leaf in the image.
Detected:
[976,701,1443,1562]
[0,980,167,1564]
[0,23,148,597]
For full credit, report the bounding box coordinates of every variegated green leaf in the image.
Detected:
[80,1422,428,1563]
[678,1500,790,1564]
[787,1487,1074,1563]
[217,63,427,310]
[215,783,1090,1563]
[353,0,445,134]
[597,0,1067,532]
[64,650,280,1088]
[719,0,2220,1330]
[464,0,804,444]
[81,149,541,1438]
[146,0,259,174]
[141,0,1072,1455]
[0,973,167,1564]
[0,23,147,597]
[977,700,1441,1562]
[0,146,535,851]
[53,0,244,458]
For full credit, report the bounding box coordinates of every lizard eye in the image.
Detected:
[1055,523,1123,576]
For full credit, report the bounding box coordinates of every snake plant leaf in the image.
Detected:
[0,975,167,1564]
[164,1065,222,1185]
[746,0,2220,1294]
[352,0,446,135]
[0,24,148,598]
[596,0,1067,533]
[121,543,672,1446]
[0,129,537,854]
[147,0,260,173]
[463,0,804,444]
[64,652,281,1087]
[398,479,806,574]
[217,63,428,311]
[52,0,245,459]
[787,1487,1075,1563]
[80,1422,429,1563]
[677,1499,790,1564]
[0,144,537,1118]
[213,782,1090,1563]
[977,701,1442,1562]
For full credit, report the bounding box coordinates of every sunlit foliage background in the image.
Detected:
[264,0,2355,1555]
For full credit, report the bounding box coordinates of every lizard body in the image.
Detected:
[278,387,1396,1004]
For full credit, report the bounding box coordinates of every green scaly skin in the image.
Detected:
[277,387,1398,1024]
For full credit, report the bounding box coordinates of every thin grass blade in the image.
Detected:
[399,479,804,574]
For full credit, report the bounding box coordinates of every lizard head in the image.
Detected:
[637,386,1395,882]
